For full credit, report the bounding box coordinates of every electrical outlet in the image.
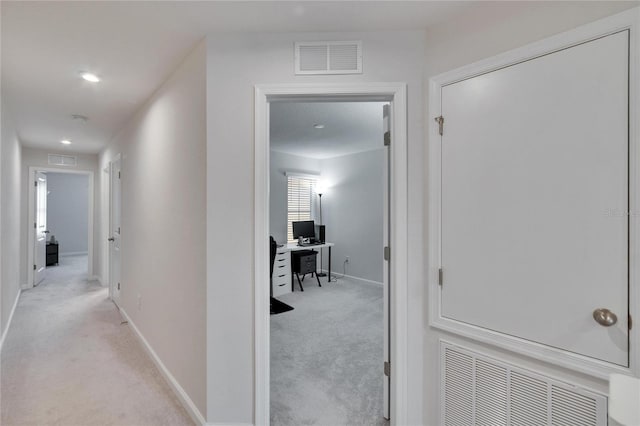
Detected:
[345,256,350,263]
[137,294,142,310]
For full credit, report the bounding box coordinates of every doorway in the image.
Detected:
[254,83,409,425]
[268,100,389,424]
[27,167,94,289]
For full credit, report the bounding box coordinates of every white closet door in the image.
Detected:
[441,31,629,365]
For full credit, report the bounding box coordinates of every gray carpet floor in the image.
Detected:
[270,276,388,426]
[1,255,194,426]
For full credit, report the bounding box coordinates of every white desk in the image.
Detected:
[282,242,334,284]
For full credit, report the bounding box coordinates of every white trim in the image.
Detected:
[205,423,254,426]
[284,171,320,178]
[27,166,95,289]
[0,289,21,353]
[89,275,103,285]
[59,251,89,257]
[428,8,640,382]
[206,423,253,426]
[120,309,207,426]
[254,82,409,426]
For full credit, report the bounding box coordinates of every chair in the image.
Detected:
[270,236,277,298]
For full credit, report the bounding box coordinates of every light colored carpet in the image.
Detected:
[0,255,194,426]
[270,276,388,426]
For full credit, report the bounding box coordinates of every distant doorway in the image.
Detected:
[27,167,94,288]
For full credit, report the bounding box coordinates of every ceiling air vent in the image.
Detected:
[295,41,362,75]
[48,154,77,167]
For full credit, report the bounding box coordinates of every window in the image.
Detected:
[287,175,316,242]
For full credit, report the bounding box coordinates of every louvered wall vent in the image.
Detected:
[48,154,77,167]
[441,342,607,426]
[294,41,362,75]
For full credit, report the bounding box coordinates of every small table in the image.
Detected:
[46,243,59,266]
[283,242,334,284]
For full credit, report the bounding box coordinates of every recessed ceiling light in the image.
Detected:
[60,139,72,145]
[313,124,325,129]
[80,72,100,83]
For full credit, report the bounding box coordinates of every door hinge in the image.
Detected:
[384,246,390,261]
[117,282,121,290]
[438,268,444,286]
[34,180,38,187]
[384,361,390,377]
[435,116,444,136]
[33,264,36,271]
[34,222,37,229]
[630,314,633,330]
[384,131,391,147]
[118,171,121,179]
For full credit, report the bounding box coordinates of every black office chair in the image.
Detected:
[270,236,277,298]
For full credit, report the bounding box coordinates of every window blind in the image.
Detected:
[287,175,316,242]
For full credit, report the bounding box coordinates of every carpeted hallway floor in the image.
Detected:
[0,255,194,426]
[270,276,388,426]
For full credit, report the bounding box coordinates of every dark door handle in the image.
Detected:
[108,237,115,242]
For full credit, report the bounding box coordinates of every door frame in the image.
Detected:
[254,82,409,425]
[33,171,48,286]
[27,166,95,289]
[107,153,122,306]
[428,8,640,379]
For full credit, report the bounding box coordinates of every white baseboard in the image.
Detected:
[206,423,254,426]
[89,275,103,285]
[60,251,89,257]
[0,289,21,353]
[119,309,206,426]
[320,269,383,286]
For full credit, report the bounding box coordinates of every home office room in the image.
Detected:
[268,100,389,425]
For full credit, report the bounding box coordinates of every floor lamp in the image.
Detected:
[317,192,327,277]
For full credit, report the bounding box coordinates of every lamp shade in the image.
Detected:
[315,181,327,195]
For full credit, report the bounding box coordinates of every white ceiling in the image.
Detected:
[0,1,472,154]
[3,2,634,154]
[270,102,387,159]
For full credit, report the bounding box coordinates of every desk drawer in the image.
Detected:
[275,250,289,260]
[273,272,291,297]
[272,250,291,297]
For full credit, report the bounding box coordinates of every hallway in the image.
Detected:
[1,256,194,426]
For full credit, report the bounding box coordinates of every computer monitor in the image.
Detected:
[292,220,315,239]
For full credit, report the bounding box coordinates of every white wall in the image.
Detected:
[1,101,22,338]
[206,30,425,424]
[46,173,89,255]
[270,149,384,283]
[269,150,320,244]
[320,149,384,283]
[99,40,207,418]
[422,3,639,425]
[20,148,99,284]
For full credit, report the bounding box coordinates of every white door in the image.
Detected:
[34,171,48,286]
[109,155,122,306]
[382,103,391,420]
[440,31,629,365]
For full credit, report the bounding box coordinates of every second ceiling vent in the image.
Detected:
[294,41,362,75]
